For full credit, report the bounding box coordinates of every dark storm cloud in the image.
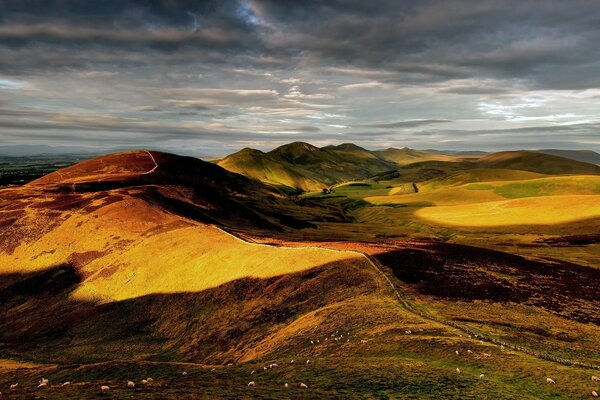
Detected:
[1,0,599,88]
[1,0,600,152]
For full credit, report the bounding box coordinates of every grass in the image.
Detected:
[415,195,600,227]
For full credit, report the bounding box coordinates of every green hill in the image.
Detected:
[373,147,459,165]
[538,149,600,165]
[476,151,600,175]
[218,142,397,191]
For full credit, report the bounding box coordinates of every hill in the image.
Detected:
[1,150,600,398]
[538,149,600,165]
[475,150,600,175]
[218,142,397,191]
[373,147,459,165]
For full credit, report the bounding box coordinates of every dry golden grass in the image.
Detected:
[0,195,363,302]
[415,195,600,226]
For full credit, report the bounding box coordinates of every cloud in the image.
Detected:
[356,120,452,129]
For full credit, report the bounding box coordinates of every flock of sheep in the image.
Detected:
[2,332,599,397]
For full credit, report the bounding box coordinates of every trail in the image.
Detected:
[213,225,600,371]
[142,150,159,175]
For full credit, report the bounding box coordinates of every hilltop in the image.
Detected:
[476,150,600,175]
[218,142,397,191]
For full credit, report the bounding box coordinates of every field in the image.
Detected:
[0,149,599,398]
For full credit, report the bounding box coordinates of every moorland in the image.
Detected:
[0,143,599,399]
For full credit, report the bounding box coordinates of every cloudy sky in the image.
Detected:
[1,0,600,156]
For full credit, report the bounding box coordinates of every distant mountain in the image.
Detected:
[373,147,459,165]
[476,151,600,175]
[425,149,489,156]
[0,144,101,156]
[537,149,600,165]
[218,142,397,191]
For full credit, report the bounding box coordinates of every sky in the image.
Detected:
[1,0,600,156]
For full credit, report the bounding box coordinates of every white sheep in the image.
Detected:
[127,381,135,388]
[310,340,314,344]
[591,390,598,398]
[9,384,17,390]
[37,382,47,389]
[141,379,148,385]
[306,359,311,364]
[479,374,485,379]
[546,378,555,384]
[61,382,71,386]
[455,350,459,355]
[211,368,216,372]
[456,368,461,374]
[101,385,110,392]
[483,353,491,358]
[284,383,289,388]
[39,378,48,385]
[251,370,255,375]
[300,383,308,388]
[361,339,368,344]
[405,330,411,334]
[182,371,187,376]
[593,375,600,382]
[290,359,295,364]
[146,378,153,383]
[248,381,255,387]
[467,350,473,354]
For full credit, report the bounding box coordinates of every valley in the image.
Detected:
[0,146,599,399]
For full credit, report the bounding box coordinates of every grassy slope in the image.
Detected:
[1,150,599,398]
[374,147,460,165]
[219,142,397,191]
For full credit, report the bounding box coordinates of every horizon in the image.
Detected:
[2,1,600,154]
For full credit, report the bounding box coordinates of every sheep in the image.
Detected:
[40,378,48,385]
[456,368,461,374]
[405,330,411,334]
[251,370,255,375]
[593,376,600,382]
[306,359,311,364]
[455,350,459,355]
[361,340,368,344]
[284,383,289,388]
[546,378,555,384]
[211,368,216,372]
[61,382,71,386]
[299,383,308,388]
[479,374,485,379]
[141,379,148,385]
[37,382,47,389]
[263,367,267,371]
[483,353,491,358]
[248,381,255,387]
[310,340,314,344]
[182,371,187,376]
[591,390,598,398]
[467,350,473,354]
[290,359,295,364]
[500,345,505,350]
[127,381,135,388]
[146,378,154,383]
[9,384,17,390]
[101,385,110,392]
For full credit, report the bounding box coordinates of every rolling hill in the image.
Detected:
[538,149,600,165]
[218,142,397,191]
[475,150,600,175]
[373,147,460,165]
[1,149,600,399]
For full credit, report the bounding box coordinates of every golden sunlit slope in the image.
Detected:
[0,150,393,366]
[415,194,600,226]
[0,193,360,302]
